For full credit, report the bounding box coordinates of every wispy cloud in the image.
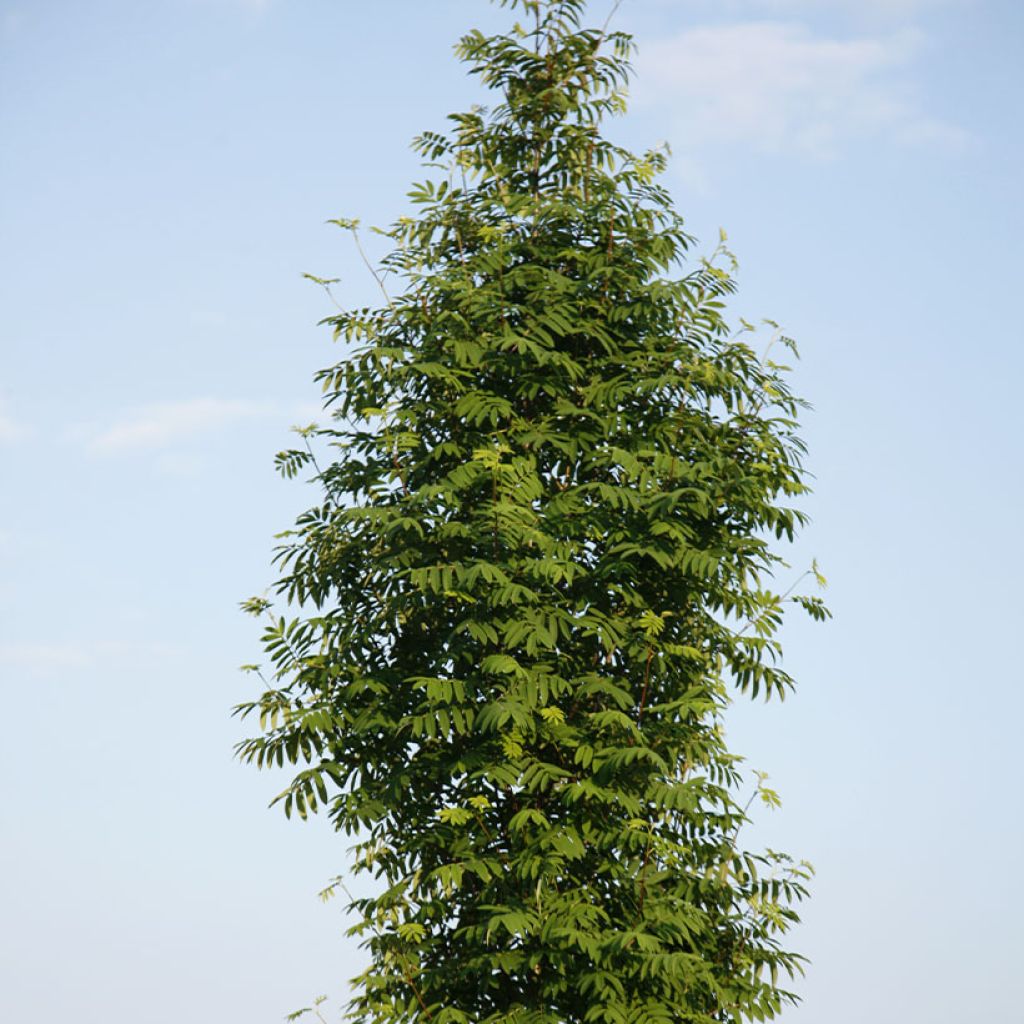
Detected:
[187,0,273,12]
[637,21,964,161]
[0,401,27,444]
[1,10,26,39]
[0,638,180,677]
[670,0,963,16]
[0,642,93,673]
[87,397,272,454]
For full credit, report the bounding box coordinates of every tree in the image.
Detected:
[237,2,827,1022]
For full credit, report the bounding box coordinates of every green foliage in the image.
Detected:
[237,2,827,1021]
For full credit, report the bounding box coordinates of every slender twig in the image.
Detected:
[334,875,434,1020]
[302,435,344,506]
[351,225,394,309]
[392,447,410,498]
[599,0,624,41]
[634,824,654,918]
[736,569,811,638]
[492,467,499,559]
[636,646,654,725]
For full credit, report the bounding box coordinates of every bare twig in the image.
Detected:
[352,226,394,309]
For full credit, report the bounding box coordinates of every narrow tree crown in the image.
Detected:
[238,2,825,1022]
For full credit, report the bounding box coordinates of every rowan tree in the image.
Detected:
[237,2,827,1022]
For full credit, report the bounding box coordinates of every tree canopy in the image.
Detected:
[237,2,826,1022]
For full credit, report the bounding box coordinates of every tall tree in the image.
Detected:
[237,2,827,1022]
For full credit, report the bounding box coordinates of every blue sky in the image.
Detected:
[2,0,1021,1021]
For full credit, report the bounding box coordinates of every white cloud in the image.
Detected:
[767,0,944,7]
[664,0,963,15]
[187,0,272,11]
[0,642,93,673]
[637,21,964,160]
[0,638,180,677]
[1,10,26,37]
[88,398,271,454]
[0,402,27,444]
